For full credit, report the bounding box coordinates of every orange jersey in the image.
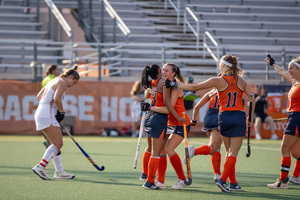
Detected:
[208,92,219,109]
[287,82,300,112]
[150,78,165,107]
[218,75,244,112]
[168,96,190,126]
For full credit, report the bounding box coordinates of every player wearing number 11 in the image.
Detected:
[164,55,255,192]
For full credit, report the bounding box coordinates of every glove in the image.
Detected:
[141,102,151,111]
[190,120,197,126]
[165,79,178,88]
[55,110,65,122]
[266,54,275,66]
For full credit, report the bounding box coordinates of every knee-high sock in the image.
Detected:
[169,153,186,181]
[157,155,167,183]
[195,145,211,155]
[220,156,236,182]
[52,151,64,173]
[292,157,300,178]
[211,151,221,175]
[142,150,151,175]
[147,156,160,184]
[280,157,291,181]
[39,144,58,169]
[228,165,237,184]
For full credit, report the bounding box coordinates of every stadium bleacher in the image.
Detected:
[0,0,299,83]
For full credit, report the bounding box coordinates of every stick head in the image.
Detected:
[246,153,251,158]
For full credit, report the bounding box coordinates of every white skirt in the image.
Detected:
[34,103,59,131]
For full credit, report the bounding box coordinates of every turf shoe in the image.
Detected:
[171,179,186,190]
[216,178,229,192]
[142,181,161,190]
[267,178,289,189]
[289,175,300,185]
[32,164,50,180]
[155,180,166,189]
[184,145,195,164]
[229,182,242,191]
[139,173,147,181]
[54,171,75,179]
[214,173,221,182]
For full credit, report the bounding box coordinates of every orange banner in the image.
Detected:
[0,80,289,137]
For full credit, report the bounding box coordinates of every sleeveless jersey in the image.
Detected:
[287,82,300,112]
[168,96,190,126]
[150,78,165,107]
[208,92,219,110]
[218,75,244,112]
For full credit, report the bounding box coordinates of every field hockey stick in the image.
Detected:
[273,117,287,122]
[183,112,192,185]
[246,95,253,158]
[133,111,146,169]
[60,123,105,171]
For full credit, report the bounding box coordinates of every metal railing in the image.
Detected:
[164,0,180,25]
[100,0,130,43]
[183,7,200,49]
[203,31,220,73]
[44,0,73,41]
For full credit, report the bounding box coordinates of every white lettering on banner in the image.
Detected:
[101,96,118,121]
[78,95,94,121]
[62,95,78,116]
[0,96,3,120]
[263,121,287,131]
[119,97,133,122]
[23,96,39,121]
[4,95,21,121]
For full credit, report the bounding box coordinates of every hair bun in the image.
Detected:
[73,65,78,70]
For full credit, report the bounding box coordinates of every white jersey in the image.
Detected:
[34,78,62,130]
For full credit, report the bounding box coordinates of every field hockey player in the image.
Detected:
[188,88,222,182]
[165,55,255,192]
[32,65,79,180]
[265,55,300,189]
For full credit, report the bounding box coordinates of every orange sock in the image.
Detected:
[169,153,186,180]
[147,156,160,184]
[220,156,236,182]
[280,157,291,181]
[157,155,167,183]
[229,165,237,184]
[142,151,151,175]
[211,151,221,175]
[195,145,211,155]
[293,158,300,178]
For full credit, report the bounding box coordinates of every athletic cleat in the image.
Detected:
[171,179,186,190]
[229,182,242,191]
[32,164,50,180]
[216,178,229,192]
[214,173,221,182]
[142,181,161,190]
[53,171,75,179]
[139,173,147,181]
[289,175,300,185]
[155,180,166,189]
[255,133,262,140]
[270,134,278,140]
[184,145,195,164]
[267,179,289,189]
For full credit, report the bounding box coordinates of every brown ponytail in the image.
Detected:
[59,65,80,80]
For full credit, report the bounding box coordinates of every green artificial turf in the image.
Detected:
[0,135,299,200]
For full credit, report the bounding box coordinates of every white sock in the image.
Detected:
[39,144,58,169]
[52,152,64,173]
